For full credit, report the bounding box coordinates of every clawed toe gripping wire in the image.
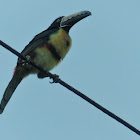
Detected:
[0,40,140,136]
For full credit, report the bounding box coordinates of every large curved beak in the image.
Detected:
[60,11,91,28]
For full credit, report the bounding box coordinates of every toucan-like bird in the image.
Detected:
[0,10,91,114]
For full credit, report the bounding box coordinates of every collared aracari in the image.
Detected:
[0,10,91,114]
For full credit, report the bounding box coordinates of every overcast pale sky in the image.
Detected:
[0,0,140,140]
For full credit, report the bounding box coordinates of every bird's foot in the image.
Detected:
[37,72,49,79]
[50,74,60,83]
[21,55,31,65]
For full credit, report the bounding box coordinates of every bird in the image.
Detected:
[0,10,91,114]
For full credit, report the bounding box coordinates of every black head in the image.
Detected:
[48,11,91,33]
[48,16,64,30]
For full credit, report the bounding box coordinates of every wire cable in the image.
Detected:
[0,40,140,136]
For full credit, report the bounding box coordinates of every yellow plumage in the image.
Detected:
[34,28,72,71]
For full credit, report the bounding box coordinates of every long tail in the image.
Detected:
[0,67,27,114]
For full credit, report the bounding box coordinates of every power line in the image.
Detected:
[0,40,140,136]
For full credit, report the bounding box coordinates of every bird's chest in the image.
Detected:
[50,28,72,58]
[34,29,72,71]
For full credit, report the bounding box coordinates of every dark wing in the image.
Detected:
[21,28,58,56]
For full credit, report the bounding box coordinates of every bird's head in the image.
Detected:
[48,11,91,33]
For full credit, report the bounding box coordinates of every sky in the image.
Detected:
[0,0,140,139]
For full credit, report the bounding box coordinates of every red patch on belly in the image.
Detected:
[13,66,18,76]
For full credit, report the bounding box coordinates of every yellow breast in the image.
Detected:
[50,28,72,59]
[34,28,72,72]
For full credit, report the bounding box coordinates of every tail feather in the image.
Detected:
[0,72,23,114]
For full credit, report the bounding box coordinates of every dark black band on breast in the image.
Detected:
[47,44,62,61]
